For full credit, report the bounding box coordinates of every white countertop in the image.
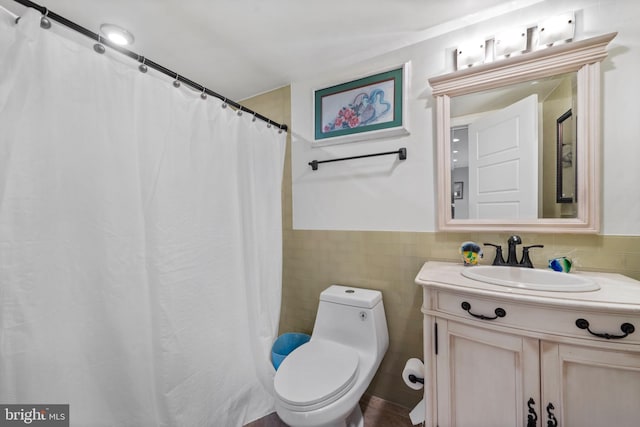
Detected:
[415,261,640,314]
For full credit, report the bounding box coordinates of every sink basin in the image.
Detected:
[461,266,600,292]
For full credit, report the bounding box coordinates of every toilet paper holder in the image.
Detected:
[408,374,424,385]
[402,358,426,425]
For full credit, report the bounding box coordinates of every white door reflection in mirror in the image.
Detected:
[450,74,573,220]
[469,94,538,219]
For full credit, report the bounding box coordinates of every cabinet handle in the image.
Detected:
[575,318,635,339]
[461,301,506,320]
[546,403,558,427]
[526,398,538,427]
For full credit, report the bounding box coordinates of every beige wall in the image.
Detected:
[542,75,576,218]
[243,86,640,409]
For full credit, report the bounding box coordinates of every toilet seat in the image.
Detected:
[274,340,359,411]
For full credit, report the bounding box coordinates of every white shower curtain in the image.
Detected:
[0,9,286,427]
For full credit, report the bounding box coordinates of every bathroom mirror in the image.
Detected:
[449,72,577,221]
[429,32,616,233]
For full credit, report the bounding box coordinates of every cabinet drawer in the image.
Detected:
[434,291,640,345]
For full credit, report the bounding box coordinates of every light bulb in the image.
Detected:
[100,24,134,46]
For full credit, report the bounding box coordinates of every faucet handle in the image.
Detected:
[520,245,544,268]
[484,243,506,266]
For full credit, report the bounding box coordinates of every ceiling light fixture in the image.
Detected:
[100,23,134,46]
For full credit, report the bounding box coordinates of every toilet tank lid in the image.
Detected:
[320,285,382,309]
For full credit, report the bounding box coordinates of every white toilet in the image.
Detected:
[273,285,389,427]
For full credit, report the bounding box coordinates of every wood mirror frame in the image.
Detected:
[429,32,616,233]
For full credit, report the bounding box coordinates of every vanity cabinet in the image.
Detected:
[540,342,640,427]
[435,319,540,427]
[415,262,640,427]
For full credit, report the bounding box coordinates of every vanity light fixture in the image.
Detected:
[456,39,486,69]
[100,23,135,46]
[452,12,576,71]
[494,27,528,58]
[537,12,575,48]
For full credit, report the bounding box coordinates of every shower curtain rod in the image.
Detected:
[11,0,288,132]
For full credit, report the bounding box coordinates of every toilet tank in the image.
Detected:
[312,285,389,359]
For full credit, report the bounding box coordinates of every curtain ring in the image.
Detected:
[93,34,106,54]
[252,113,257,122]
[173,73,181,88]
[237,107,243,116]
[267,121,272,128]
[221,98,228,109]
[40,8,51,29]
[200,89,207,100]
[138,56,148,73]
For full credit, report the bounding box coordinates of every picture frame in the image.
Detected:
[453,181,464,200]
[556,108,576,203]
[313,63,410,145]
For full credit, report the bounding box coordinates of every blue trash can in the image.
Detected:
[271,333,311,370]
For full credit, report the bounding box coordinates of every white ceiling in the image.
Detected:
[0,0,540,101]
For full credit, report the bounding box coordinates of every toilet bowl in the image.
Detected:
[273,285,389,427]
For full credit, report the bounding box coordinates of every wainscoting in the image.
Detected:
[245,394,414,426]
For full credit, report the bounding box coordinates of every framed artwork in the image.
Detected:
[453,181,464,200]
[556,109,576,203]
[313,63,410,145]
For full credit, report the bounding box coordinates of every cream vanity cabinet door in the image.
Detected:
[540,342,640,427]
[435,319,541,427]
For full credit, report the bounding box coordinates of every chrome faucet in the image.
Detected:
[484,235,544,268]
